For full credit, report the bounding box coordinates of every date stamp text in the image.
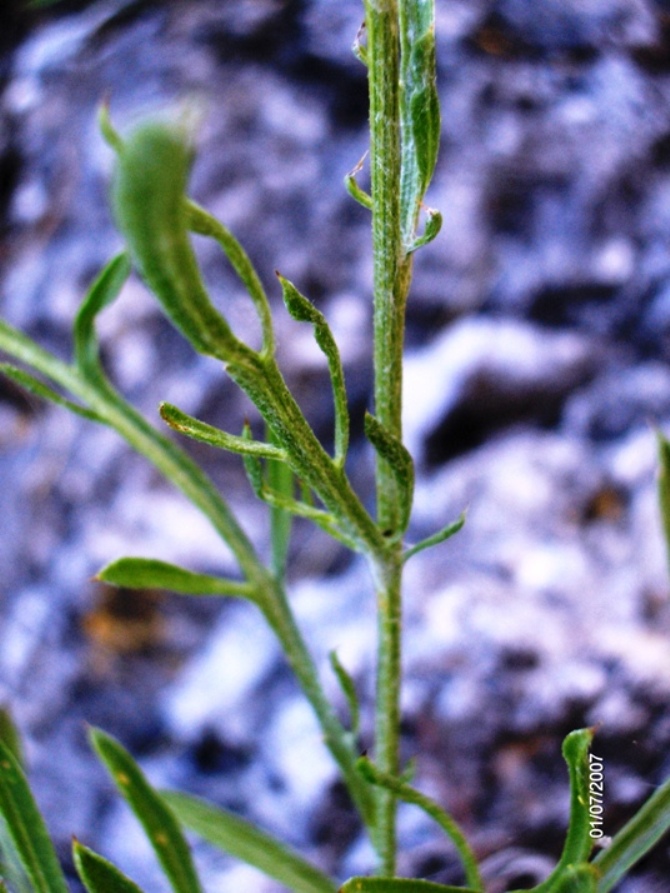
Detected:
[588,753,605,839]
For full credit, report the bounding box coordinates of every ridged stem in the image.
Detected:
[365,0,405,875]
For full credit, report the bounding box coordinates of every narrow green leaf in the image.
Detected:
[0,816,33,893]
[112,123,241,362]
[0,709,24,769]
[403,512,466,563]
[357,758,483,892]
[339,878,478,893]
[185,200,275,356]
[560,729,596,865]
[73,839,147,893]
[657,431,670,572]
[241,421,265,498]
[351,21,368,66]
[97,557,254,599]
[344,155,373,210]
[162,790,337,893]
[0,741,69,893]
[329,651,361,737]
[345,175,373,210]
[399,0,441,246]
[277,274,350,465]
[267,426,294,581]
[532,729,595,893]
[364,413,414,533]
[98,102,125,154]
[409,208,442,254]
[404,0,440,197]
[159,402,287,460]
[592,770,670,892]
[0,718,31,893]
[0,364,102,422]
[409,54,440,195]
[74,252,131,381]
[90,728,202,893]
[255,484,357,550]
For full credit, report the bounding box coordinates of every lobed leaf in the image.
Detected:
[163,790,337,893]
[90,728,203,893]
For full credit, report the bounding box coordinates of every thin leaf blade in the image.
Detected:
[403,512,466,563]
[163,790,337,893]
[90,728,202,893]
[0,364,101,422]
[112,123,238,362]
[364,413,414,534]
[74,252,131,381]
[657,431,670,572]
[277,274,350,465]
[0,709,24,769]
[0,741,69,893]
[73,839,147,893]
[592,771,670,892]
[339,879,478,893]
[356,758,482,891]
[97,557,254,599]
[159,402,286,460]
[530,729,595,893]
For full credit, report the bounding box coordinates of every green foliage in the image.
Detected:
[73,841,147,893]
[0,740,69,893]
[162,791,337,893]
[1,1,670,891]
[357,757,482,891]
[97,557,255,599]
[90,728,203,893]
[592,771,670,891]
[340,880,477,893]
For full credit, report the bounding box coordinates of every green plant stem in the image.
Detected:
[0,320,372,828]
[227,354,386,557]
[261,581,375,827]
[371,552,403,875]
[365,0,407,875]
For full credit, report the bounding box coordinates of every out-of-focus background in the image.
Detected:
[2,1,670,890]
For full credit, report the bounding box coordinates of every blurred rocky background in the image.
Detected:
[2,1,670,891]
